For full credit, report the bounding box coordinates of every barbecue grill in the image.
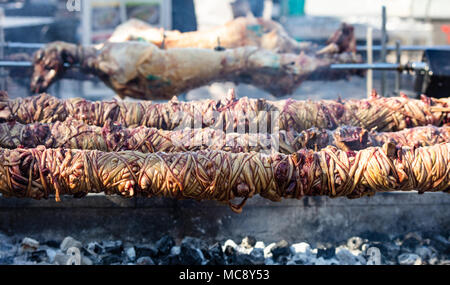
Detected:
[0,3,448,268]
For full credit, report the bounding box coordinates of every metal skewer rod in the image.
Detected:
[0,42,45,49]
[356,45,450,52]
[330,62,428,72]
[0,61,71,67]
[0,41,440,51]
[0,59,429,73]
[0,60,93,81]
[331,63,401,70]
[0,41,448,52]
[0,59,428,73]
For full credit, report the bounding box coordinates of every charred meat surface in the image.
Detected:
[1,90,448,133]
[30,23,361,99]
[0,143,448,213]
[108,16,316,53]
[0,119,448,153]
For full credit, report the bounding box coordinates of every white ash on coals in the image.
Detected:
[0,231,449,265]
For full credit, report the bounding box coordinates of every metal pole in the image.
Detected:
[0,61,70,67]
[356,44,450,52]
[381,5,387,96]
[330,62,427,72]
[0,42,45,49]
[395,40,401,95]
[0,8,5,91]
[366,27,373,98]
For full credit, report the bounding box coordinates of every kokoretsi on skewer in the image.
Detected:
[0,143,448,213]
[0,90,448,133]
[0,119,448,153]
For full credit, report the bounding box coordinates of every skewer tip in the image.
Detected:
[369,89,379,99]
[226,88,236,102]
[0,91,9,100]
[400,92,409,99]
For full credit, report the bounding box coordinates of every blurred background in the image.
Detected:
[0,0,449,101]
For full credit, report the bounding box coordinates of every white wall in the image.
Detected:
[193,0,234,30]
[305,0,450,19]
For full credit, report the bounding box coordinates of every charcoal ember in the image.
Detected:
[223,239,237,248]
[361,243,370,253]
[366,247,382,265]
[60,236,82,252]
[428,254,440,265]
[206,243,225,265]
[181,237,208,249]
[86,242,104,256]
[20,237,39,254]
[430,235,450,255]
[135,245,158,259]
[290,242,312,255]
[224,244,235,256]
[29,250,48,263]
[290,254,309,265]
[101,254,122,265]
[368,242,400,262]
[235,252,264,265]
[224,245,237,264]
[415,246,434,261]
[171,246,180,255]
[181,237,209,258]
[276,255,289,265]
[360,231,391,242]
[240,236,257,249]
[264,243,276,259]
[102,240,123,255]
[0,256,14,264]
[136,256,155,265]
[125,247,136,261]
[82,256,93,265]
[271,240,290,261]
[249,248,265,264]
[255,241,265,249]
[234,248,265,265]
[401,232,422,251]
[0,238,15,261]
[54,253,70,265]
[179,238,205,265]
[315,241,334,252]
[317,247,336,259]
[0,235,13,251]
[54,247,83,265]
[156,235,175,256]
[44,240,60,248]
[310,257,331,265]
[158,254,181,265]
[347,237,364,251]
[335,247,360,265]
[398,253,422,265]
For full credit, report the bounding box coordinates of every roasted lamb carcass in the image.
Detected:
[107,16,317,53]
[30,23,361,100]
